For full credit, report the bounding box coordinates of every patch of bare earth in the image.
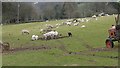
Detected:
[2,45,52,54]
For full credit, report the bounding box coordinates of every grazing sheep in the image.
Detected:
[81,19,85,23]
[92,15,98,20]
[56,27,59,28]
[77,19,81,22]
[84,18,89,22]
[43,33,51,40]
[31,35,39,41]
[22,29,29,35]
[43,30,59,40]
[74,22,79,26]
[31,35,36,41]
[81,25,86,28]
[66,21,72,26]
[92,15,97,18]
[98,12,105,17]
[46,20,49,22]
[46,24,54,29]
[40,29,44,33]
[53,31,59,39]
[40,29,43,32]
[56,24,60,26]
[73,19,78,23]
[35,35,39,40]
[105,14,109,16]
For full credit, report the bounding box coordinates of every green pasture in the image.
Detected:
[2,16,118,66]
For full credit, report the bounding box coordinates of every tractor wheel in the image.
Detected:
[105,39,114,48]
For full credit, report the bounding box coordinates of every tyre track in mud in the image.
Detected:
[54,38,119,60]
[2,45,52,54]
[2,38,119,60]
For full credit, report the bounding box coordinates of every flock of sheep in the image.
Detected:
[0,13,112,51]
[21,13,110,41]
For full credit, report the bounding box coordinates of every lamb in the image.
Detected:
[66,21,72,26]
[105,14,109,16]
[84,18,89,22]
[40,29,43,32]
[92,15,98,20]
[46,24,54,29]
[81,25,86,28]
[81,19,85,23]
[98,13,104,17]
[92,15,97,18]
[43,32,51,40]
[35,35,39,40]
[56,24,60,26]
[53,31,59,39]
[31,35,39,41]
[74,22,79,26]
[31,35,36,40]
[22,29,29,35]
[40,29,44,33]
[46,20,49,22]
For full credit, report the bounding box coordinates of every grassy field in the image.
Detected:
[2,15,119,66]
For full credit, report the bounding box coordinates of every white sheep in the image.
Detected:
[31,35,36,40]
[43,30,59,40]
[84,18,89,22]
[66,21,72,26]
[74,22,79,26]
[77,19,81,21]
[55,24,61,27]
[53,31,59,39]
[81,25,86,28]
[31,35,39,41]
[43,33,51,40]
[92,15,97,18]
[56,27,59,28]
[46,20,49,22]
[73,20,77,23]
[105,14,109,16]
[40,29,43,32]
[46,24,53,29]
[81,19,85,23]
[35,35,39,40]
[22,29,29,35]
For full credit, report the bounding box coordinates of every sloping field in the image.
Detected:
[2,16,119,66]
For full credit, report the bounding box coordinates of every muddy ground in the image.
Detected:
[1,43,119,60]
